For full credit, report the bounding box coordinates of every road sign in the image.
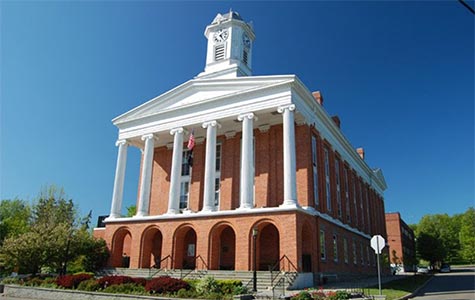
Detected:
[371,235,385,254]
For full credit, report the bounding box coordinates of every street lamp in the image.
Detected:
[252,227,258,292]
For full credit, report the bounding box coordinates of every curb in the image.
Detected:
[396,275,434,300]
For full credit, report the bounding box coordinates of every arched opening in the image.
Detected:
[140,227,163,268]
[209,224,236,270]
[174,226,197,269]
[301,222,313,272]
[111,228,132,268]
[257,223,280,271]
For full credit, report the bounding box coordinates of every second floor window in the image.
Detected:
[324,148,331,212]
[311,136,319,206]
[335,159,342,218]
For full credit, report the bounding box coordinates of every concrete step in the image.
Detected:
[97,268,298,292]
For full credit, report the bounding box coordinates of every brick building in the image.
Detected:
[94,11,388,286]
[385,213,416,272]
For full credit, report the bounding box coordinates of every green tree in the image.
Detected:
[0,199,31,245]
[416,232,445,266]
[126,205,136,217]
[459,207,475,263]
[1,186,109,274]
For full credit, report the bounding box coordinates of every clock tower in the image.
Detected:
[197,10,255,79]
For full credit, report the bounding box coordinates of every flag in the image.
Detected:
[187,129,195,151]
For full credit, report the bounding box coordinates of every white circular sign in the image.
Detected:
[371,235,385,254]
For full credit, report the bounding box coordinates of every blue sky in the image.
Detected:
[1,1,473,226]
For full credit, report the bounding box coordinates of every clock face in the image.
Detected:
[243,33,251,49]
[213,29,229,43]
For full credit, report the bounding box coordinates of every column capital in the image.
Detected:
[115,139,128,147]
[141,133,156,141]
[237,112,258,122]
[202,120,221,129]
[277,104,296,114]
[170,127,185,135]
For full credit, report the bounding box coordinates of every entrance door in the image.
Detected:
[302,254,312,272]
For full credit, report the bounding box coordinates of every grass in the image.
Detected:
[364,274,431,300]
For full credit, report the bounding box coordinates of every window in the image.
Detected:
[344,167,350,223]
[359,181,364,228]
[352,239,357,265]
[320,230,326,260]
[365,188,370,232]
[367,246,371,266]
[179,149,193,209]
[353,174,358,227]
[343,238,349,264]
[324,148,331,211]
[335,159,342,218]
[214,143,222,207]
[333,234,338,262]
[311,136,319,206]
[360,242,364,266]
[214,44,225,61]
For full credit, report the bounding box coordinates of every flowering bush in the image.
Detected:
[55,273,93,289]
[145,276,190,294]
[291,289,350,300]
[97,275,135,289]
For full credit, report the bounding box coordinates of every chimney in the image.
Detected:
[312,91,324,106]
[331,116,341,128]
[356,147,365,160]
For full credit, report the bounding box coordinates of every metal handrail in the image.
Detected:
[148,255,174,278]
[269,255,298,285]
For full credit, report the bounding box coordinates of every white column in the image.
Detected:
[202,120,219,212]
[109,139,128,218]
[238,112,256,209]
[136,134,155,217]
[278,104,298,207]
[167,128,184,214]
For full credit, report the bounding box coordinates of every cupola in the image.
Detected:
[197,10,255,79]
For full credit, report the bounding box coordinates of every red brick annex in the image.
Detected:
[93,11,388,287]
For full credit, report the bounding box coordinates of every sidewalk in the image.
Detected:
[255,274,406,299]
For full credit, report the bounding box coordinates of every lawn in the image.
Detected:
[364,275,431,300]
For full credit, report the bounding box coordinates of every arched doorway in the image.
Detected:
[140,227,163,268]
[301,221,313,272]
[256,223,280,271]
[209,224,236,270]
[174,225,197,269]
[111,227,132,268]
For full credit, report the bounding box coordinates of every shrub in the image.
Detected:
[23,277,44,286]
[132,277,147,286]
[103,283,147,295]
[196,276,219,295]
[175,287,200,298]
[327,290,350,300]
[145,276,190,294]
[76,278,100,291]
[56,273,93,289]
[1,277,22,285]
[217,279,242,295]
[291,291,312,300]
[97,275,134,289]
[233,285,249,295]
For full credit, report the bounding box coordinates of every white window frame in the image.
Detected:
[320,230,326,260]
[352,239,357,265]
[353,174,358,227]
[335,159,342,218]
[311,136,319,206]
[344,167,350,223]
[333,234,338,262]
[179,149,192,210]
[343,237,349,264]
[214,142,222,208]
[324,148,331,212]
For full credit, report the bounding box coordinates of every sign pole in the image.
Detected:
[377,237,382,295]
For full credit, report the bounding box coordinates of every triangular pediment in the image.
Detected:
[113,75,295,126]
[373,168,387,190]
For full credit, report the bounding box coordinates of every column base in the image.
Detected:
[134,212,149,218]
[200,206,217,213]
[105,214,120,221]
[279,200,300,208]
[237,204,254,210]
[166,209,180,215]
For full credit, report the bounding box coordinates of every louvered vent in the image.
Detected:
[243,50,248,65]
[215,45,225,61]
